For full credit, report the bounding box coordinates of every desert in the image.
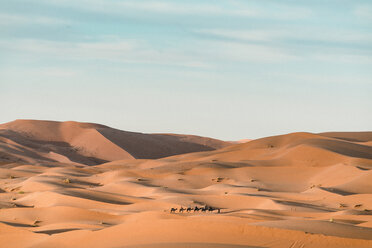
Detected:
[0,120,371,248]
[2,0,371,247]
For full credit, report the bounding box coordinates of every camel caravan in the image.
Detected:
[170,206,221,214]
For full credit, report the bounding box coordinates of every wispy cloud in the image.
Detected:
[273,72,372,86]
[194,28,372,64]
[0,13,70,26]
[354,4,372,20]
[0,38,210,69]
[113,1,311,19]
[196,28,372,45]
[313,53,372,64]
[4,33,370,69]
[29,0,311,20]
[200,41,298,63]
[115,1,231,15]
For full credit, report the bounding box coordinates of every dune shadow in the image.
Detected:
[13,203,34,208]
[36,179,80,189]
[334,219,367,225]
[97,128,223,159]
[273,200,337,212]
[305,138,372,160]
[67,179,102,188]
[117,243,265,248]
[0,130,109,166]
[0,139,56,163]
[34,228,81,235]
[0,221,35,227]
[199,161,251,169]
[51,171,93,177]
[319,187,355,196]
[57,190,132,205]
[37,175,101,188]
[239,193,276,198]
[319,132,372,143]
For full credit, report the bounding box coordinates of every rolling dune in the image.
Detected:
[0,121,371,247]
[0,120,229,165]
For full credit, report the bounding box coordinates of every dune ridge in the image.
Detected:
[0,120,371,248]
[0,120,229,165]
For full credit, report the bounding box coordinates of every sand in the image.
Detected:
[0,120,229,165]
[0,120,371,248]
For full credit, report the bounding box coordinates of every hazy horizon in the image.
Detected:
[1,0,371,140]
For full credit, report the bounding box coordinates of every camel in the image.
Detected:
[179,207,185,213]
[170,208,177,213]
[194,206,200,212]
[186,207,193,212]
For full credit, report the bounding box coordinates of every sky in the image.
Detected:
[1,0,371,140]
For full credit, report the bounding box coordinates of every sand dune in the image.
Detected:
[0,121,371,248]
[0,120,229,165]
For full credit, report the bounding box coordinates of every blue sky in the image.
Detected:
[1,0,371,140]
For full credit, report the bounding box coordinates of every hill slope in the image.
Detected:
[0,119,229,165]
[161,131,372,169]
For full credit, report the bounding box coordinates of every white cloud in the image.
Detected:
[0,39,135,57]
[115,1,228,15]
[31,0,311,20]
[31,0,241,16]
[0,38,211,68]
[354,5,372,20]
[77,41,134,51]
[229,1,312,20]
[274,72,372,86]
[203,41,298,63]
[312,53,372,64]
[196,29,289,42]
[3,24,371,70]
[0,13,70,26]
[196,28,372,45]
[0,35,299,69]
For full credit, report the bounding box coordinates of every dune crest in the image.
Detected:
[0,119,229,165]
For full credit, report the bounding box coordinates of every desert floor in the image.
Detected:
[0,120,372,248]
